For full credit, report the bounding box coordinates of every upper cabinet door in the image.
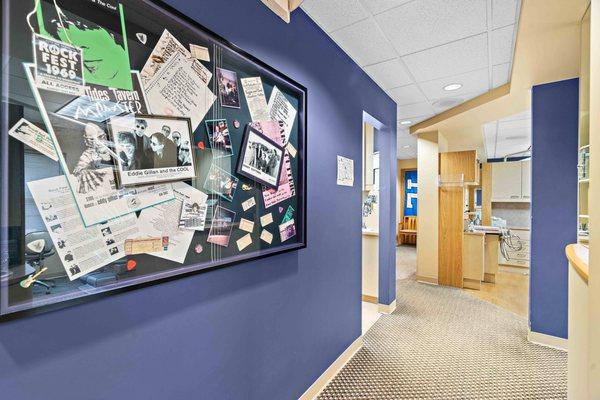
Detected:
[492,162,523,201]
[520,159,531,200]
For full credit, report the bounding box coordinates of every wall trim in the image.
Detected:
[361,294,378,304]
[416,275,438,285]
[378,300,397,314]
[298,336,363,400]
[527,330,569,351]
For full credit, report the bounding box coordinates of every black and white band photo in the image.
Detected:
[110,114,196,186]
[237,126,284,189]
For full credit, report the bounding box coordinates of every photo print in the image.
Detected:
[205,119,233,159]
[216,68,241,108]
[207,206,236,247]
[279,219,296,242]
[33,0,134,90]
[237,125,284,189]
[204,164,239,202]
[109,114,195,186]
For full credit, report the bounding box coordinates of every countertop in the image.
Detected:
[362,230,379,237]
[566,243,589,284]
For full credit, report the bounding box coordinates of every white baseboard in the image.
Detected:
[378,300,397,314]
[528,330,568,351]
[298,336,363,400]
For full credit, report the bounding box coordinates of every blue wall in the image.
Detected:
[530,78,579,339]
[0,1,397,399]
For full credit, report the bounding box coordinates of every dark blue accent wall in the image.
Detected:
[0,1,397,399]
[530,78,579,339]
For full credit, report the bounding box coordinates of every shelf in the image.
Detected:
[579,214,590,219]
[580,144,590,150]
[491,198,531,203]
[579,178,590,184]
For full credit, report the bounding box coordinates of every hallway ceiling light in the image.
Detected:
[400,120,412,125]
[443,83,463,91]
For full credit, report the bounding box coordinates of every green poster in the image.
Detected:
[35,0,133,90]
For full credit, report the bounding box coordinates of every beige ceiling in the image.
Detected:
[412,0,590,156]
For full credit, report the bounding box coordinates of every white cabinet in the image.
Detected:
[491,160,531,202]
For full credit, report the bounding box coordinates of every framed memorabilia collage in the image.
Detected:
[0,0,307,319]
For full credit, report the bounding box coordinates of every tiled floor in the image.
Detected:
[396,243,529,317]
[463,267,529,318]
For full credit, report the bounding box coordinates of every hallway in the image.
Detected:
[321,279,566,399]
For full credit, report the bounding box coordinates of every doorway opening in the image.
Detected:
[361,121,381,334]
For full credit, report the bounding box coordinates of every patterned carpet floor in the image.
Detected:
[318,279,567,399]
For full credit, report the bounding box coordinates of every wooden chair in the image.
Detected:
[397,216,417,245]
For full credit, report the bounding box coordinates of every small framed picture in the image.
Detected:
[216,67,241,108]
[207,206,236,247]
[109,114,195,186]
[205,119,233,158]
[203,164,239,202]
[237,125,284,189]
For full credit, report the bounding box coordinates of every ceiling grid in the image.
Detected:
[301,0,522,158]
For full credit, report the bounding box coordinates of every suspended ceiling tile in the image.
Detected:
[397,114,435,127]
[430,91,487,113]
[492,0,520,29]
[402,33,488,82]
[331,19,397,66]
[364,58,413,90]
[492,63,511,87]
[491,24,515,65]
[397,102,436,119]
[387,84,428,106]
[362,0,414,15]
[301,0,369,32]
[419,67,490,101]
[375,0,487,56]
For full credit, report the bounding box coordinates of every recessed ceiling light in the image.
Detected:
[443,83,462,91]
[400,120,412,125]
[402,145,411,149]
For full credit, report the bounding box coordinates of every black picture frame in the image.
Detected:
[108,114,197,187]
[0,0,308,321]
[236,125,285,190]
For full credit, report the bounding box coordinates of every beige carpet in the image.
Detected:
[318,279,567,399]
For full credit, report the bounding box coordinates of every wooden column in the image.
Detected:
[481,162,493,226]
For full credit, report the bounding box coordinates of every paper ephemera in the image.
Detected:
[136,182,197,264]
[337,155,354,187]
[242,197,256,211]
[286,142,297,158]
[260,230,273,244]
[262,153,295,208]
[141,30,216,130]
[190,44,210,62]
[260,213,273,227]
[267,86,297,145]
[141,30,211,85]
[239,218,255,233]
[236,234,252,251]
[8,118,58,161]
[27,175,139,280]
[125,237,168,255]
[241,77,269,121]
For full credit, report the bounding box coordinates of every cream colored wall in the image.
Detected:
[362,235,379,299]
[588,0,600,396]
[416,132,440,282]
[396,158,418,227]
